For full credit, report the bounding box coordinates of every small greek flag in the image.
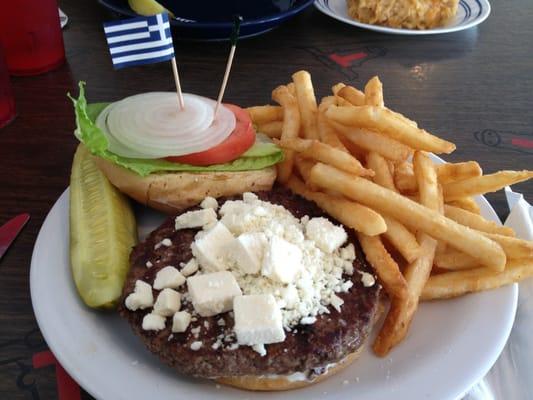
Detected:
[103,13,174,70]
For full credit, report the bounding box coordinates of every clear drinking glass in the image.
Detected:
[0,46,16,128]
[0,0,65,76]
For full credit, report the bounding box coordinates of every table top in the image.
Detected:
[1,1,532,398]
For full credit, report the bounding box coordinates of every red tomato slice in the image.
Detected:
[166,104,255,166]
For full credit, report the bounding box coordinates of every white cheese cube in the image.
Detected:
[153,288,181,317]
[153,266,186,290]
[175,208,218,230]
[172,311,191,333]
[305,217,347,253]
[180,258,199,277]
[200,196,218,210]
[340,243,356,261]
[242,192,258,203]
[187,271,242,317]
[233,232,267,274]
[262,236,303,284]
[280,284,299,309]
[124,280,153,311]
[192,222,235,272]
[233,294,286,345]
[142,313,166,331]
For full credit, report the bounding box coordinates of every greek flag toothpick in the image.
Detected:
[103,13,185,109]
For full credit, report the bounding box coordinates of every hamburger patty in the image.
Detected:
[119,186,381,379]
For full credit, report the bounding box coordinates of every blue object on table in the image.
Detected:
[98,0,314,41]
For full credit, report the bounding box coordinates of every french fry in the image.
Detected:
[278,137,373,177]
[286,82,296,96]
[333,123,412,162]
[434,248,479,270]
[286,176,387,236]
[438,161,483,184]
[293,155,315,184]
[421,259,533,300]
[257,120,282,139]
[394,161,418,193]
[481,232,533,259]
[246,105,283,125]
[357,233,408,299]
[374,151,440,356]
[364,76,384,107]
[393,161,484,192]
[444,204,515,236]
[309,163,507,271]
[337,85,366,106]
[447,197,481,214]
[443,170,533,201]
[366,152,397,191]
[292,70,319,139]
[331,83,345,95]
[326,105,456,154]
[272,85,300,183]
[318,97,349,152]
[382,215,422,263]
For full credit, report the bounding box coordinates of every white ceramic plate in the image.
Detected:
[314,0,491,35]
[30,166,517,400]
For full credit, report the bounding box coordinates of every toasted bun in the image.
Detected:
[93,156,277,214]
[216,346,363,391]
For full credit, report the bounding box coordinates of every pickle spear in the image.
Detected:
[70,144,137,309]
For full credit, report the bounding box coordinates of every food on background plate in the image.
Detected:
[346,0,459,30]
[70,145,137,309]
[70,83,283,213]
[120,187,381,390]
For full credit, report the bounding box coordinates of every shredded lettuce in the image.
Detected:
[69,82,283,177]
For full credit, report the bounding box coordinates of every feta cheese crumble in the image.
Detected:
[175,208,217,230]
[125,280,153,311]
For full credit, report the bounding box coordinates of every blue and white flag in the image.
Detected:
[103,13,174,70]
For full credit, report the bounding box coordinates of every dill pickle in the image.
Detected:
[69,144,137,309]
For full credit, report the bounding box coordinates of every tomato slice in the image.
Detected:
[166,104,255,166]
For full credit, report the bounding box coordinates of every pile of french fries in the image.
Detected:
[246,71,533,356]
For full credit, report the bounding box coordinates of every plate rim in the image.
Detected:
[30,174,518,400]
[314,0,491,35]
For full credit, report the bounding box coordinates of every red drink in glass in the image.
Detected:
[0,0,65,76]
[0,46,16,128]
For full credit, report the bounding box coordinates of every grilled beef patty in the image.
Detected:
[119,186,381,379]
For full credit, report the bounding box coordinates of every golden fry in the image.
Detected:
[357,233,408,298]
[286,176,387,236]
[447,197,481,214]
[246,105,283,125]
[444,204,515,236]
[293,155,315,184]
[292,70,319,139]
[394,161,418,193]
[326,105,456,154]
[438,161,482,184]
[309,163,507,271]
[333,123,412,162]
[318,97,349,152]
[257,120,283,139]
[366,151,397,191]
[364,76,384,107]
[443,170,533,201]
[272,85,300,183]
[337,85,366,106]
[421,259,533,300]
[433,248,479,270]
[481,232,533,259]
[278,137,373,177]
[382,215,421,263]
[331,82,345,95]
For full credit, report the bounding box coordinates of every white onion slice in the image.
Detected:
[95,93,236,159]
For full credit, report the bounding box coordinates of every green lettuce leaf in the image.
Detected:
[69,82,283,177]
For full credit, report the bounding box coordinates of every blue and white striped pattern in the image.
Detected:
[103,13,174,69]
